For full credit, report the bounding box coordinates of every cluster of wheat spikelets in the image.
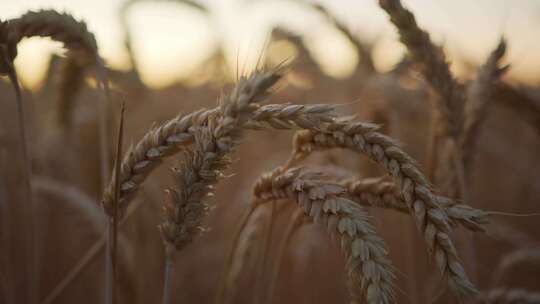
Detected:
[3,0,540,303]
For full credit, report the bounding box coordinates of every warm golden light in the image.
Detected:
[3,0,540,89]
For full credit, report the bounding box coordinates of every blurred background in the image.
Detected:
[3,0,540,88]
[1,1,540,304]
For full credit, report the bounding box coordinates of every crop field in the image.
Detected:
[1,0,540,303]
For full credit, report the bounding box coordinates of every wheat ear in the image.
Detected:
[102,101,335,218]
[254,167,395,304]
[157,67,285,303]
[159,150,213,304]
[462,38,508,171]
[377,0,470,200]
[345,177,488,232]
[2,9,112,188]
[378,0,464,137]
[289,120,477,299]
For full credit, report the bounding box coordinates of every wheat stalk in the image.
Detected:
[252,201,276,303]
[479,289,540,304]
[253,167,395,304]
[270,27,323,76]
[288,120,477,299]
[264,207,304,304]
[0,11,104,303]
[309,3,375,74]
[56,56,86,127]
[223,204,270,304]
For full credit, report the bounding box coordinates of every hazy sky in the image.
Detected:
[2,0,540,88]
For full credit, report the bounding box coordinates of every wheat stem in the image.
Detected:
[215,204,257,304]
[105,103,125,304]
[264,208,304,304]
[161,247,175,304]
[252,201,276,303]
[3,61,37,304]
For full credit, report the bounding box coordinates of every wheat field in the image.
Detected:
[1,0,540,303]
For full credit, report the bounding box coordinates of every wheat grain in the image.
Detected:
[254,167,395,304]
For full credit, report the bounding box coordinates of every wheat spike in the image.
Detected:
[102,85,336,216]
[289,120,477,299]
[462,38,508,171]
[378,0,464,138]
[254,167,395,304]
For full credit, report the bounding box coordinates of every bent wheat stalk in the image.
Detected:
[253,167,395,304]
[310,3,375,74]
[1,9,112,187]
[264,207,304,304]
[479,289,540,304]
[224,204,269,304]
